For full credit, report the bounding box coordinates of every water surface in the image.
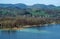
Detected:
[0,24,60,39]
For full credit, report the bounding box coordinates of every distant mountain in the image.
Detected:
[0,3,60,18]
[0,3,60,10]
[14,3,27,9]
[30,4,56,10]
[0,3,27,9]
[30,4,47,9]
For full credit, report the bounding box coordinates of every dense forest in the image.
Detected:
[0,3,60,18]
[0,3,60,29]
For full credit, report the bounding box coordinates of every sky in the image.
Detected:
[0,0,60,6]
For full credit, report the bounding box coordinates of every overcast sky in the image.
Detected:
[0,0,60,6]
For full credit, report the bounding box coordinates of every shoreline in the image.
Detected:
[0,23,56,30]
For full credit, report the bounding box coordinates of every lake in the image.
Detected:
[0,24,60,39]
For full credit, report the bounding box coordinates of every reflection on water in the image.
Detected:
[1,30,17,34]
[0,24,60,39]
[0,30,17,39]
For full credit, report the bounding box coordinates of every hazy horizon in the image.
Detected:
[0,0,60,6]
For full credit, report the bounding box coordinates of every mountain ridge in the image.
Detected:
[0,3,58,9]
[0,3,60,18]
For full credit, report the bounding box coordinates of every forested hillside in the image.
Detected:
[0,3,60,18]
[0,3,60,28]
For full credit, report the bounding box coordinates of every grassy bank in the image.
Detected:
[0,17,59,29]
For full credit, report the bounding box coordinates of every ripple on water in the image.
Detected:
[19,28,52,34]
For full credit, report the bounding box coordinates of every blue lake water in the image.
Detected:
[0,24,60,39]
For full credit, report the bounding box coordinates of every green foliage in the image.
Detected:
[0,7,60,18]
[30,9,49,17]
